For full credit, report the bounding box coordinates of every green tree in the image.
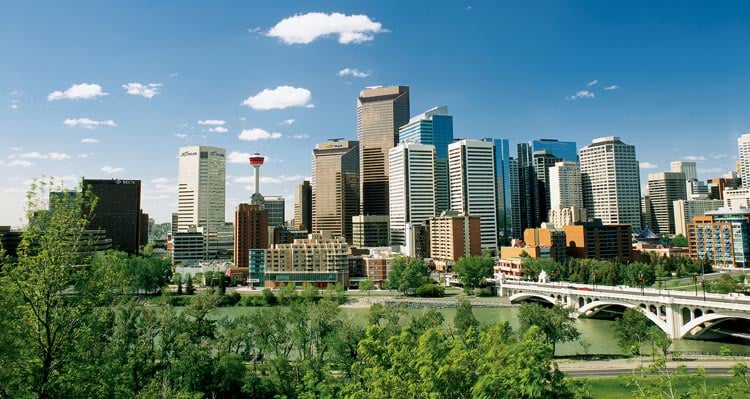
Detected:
[671,234,688,247]
[387,257,431,295]
[185,273,195,295]
[517,303,581,356]
[359,278,375,295]
[614,308,652,356]
[454,255,494,293]
[453,296,480,337]
[711,273,739,294]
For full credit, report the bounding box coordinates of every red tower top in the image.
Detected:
[249,152,265,166]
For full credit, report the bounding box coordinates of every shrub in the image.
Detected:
[416,283,445,297]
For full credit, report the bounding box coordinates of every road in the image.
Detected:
[557,358,748,378]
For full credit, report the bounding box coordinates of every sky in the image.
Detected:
[2,1,750,228]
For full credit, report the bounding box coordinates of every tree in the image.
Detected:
[453,296,480,337]
[614,308,653,356]
[359,278,375,296]
[671,234,688,247]
[517,302,580,356]
[711,273,738,294]
[387,257,431,295]
[454,255,494,293]
[185,274,195,295]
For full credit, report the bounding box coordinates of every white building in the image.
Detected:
[177,146,226,233]
[448,139,498,249]
[670,161,697,181]
[723,187,750,209]
[738,133,750,187]
[388,143,436,246]
[579,136,641,229]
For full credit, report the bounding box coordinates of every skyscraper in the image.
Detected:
[738,133,750,186]
[233,203,268,268]
[531,139,578,163]
[293,180,312,232]
[388,143,436,246]
[357,85,410,216]
[448,139,498,249]
[513,143,542,237]
[670,161,697,181]
[533,149,562,222]
[579,136,642,230]
[264,196,285,227]
[547,161,586,227]
[177,146,226,233]
[83,178,142,255]
[482,138,512,244]
[646,172,687,234]
[312,139,359,243]
[399,106,453,212]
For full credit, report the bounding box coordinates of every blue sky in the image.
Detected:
[2,1,750,227]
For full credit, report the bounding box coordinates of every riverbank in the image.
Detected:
[339,295,515,308]
[557,357,750,374]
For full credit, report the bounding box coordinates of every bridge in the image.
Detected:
[496,279,750,340]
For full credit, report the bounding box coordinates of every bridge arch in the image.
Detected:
[577,300,668,333]
[509,292,556,305]
[678,313,750,339]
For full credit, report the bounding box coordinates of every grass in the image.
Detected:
[587,376,747,398]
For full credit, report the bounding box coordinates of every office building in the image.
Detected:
[312,139,359,243]
[723,187,750,209]
[547,161,586,227]
[388,143,436,246]
[448,139,498,249]
[82,178,142,255]
[579,136,641,230]
[171,227,206,267]
[670,161,697,181]
[264,196,286,227]
[523,226,568,263]
[531,139,578,163]
[563,221,632,263]
[293,181,312,231]
[689,208,750,268]
[533,149,562,222]
[428,211,481,271]
[673,199,724,237]
[351,215,390,247]
[513,143,540,238]
[708,176,741,200]
[738,133,750,187]
[233,203,268,268]
[509,157,521,238]
[264,232,350,288]
[399,106,453,212]
[177,146,226,233]
[357,85,410,216]
[483,138,513,244]
[646,172,687,235]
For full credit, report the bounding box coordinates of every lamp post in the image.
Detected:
[692,274,698,297]
[592,271,598,291]
[638,272,644,295]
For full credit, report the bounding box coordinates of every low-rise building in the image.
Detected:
[427,211,481,271]
[264,232,349,288]
[688,207,750,268]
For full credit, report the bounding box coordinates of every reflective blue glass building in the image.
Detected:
[531,139,578,163]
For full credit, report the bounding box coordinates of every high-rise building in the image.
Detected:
[264,196,285,227]
[547,162,586,227]
[670,161,697,181]
[388,143,436,246]
[448,139,498,249]
[533,150,562,222]
[233,203,268,268]
[579,136,642,230]
[646,172,687,234]
[427,211,481,271]
[689,208,750,267]
[83,178,142,255]
[673,199,723,236]
[177,146,226,234]
[357,85,410,216]
[351,215,390,247]
[509,158,521,238]
[399,106,453,212]
[293,181,312,232]
[737,133,750,186]
[513,143,545,237]
[531,139,578,163]
[482,138,512,244]
[312,139,359,243]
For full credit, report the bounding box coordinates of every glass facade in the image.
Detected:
[531,139,578,163]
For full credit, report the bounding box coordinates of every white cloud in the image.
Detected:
[604,85,620,90]
[209,126,228,133]
[173,133,188,138]
[10,100,19,109]
[81,138,100,143]
[279,118,295,126]
[234,175,302,185]
[586,79,598,87]
[76,153,92,158]
[101,166,124,174]
[698,167,724,174]
[293,134,310,139]
[709,153,728,160]
[337,68,370,78]
[228,151,253,164]
[197,119,226,126]
[63,118,116,129]
[682,155,706,161]
[566,90,595,100]
[639,161,658,169]
[122,82,162,98]
[267,12,386,45]
[150,177,169,184]
[242,86,313,110]
[238,128,282,141]
[169,72,179,78]
[48,83,107,101]
[10,147,22,152]
[19,152,70,161]
[6,160,33,167]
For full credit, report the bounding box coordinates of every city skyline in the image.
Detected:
[2,2,750,227]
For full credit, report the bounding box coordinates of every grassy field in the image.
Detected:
[587,376,748,398]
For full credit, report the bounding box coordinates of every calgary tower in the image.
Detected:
[249,152,265,206]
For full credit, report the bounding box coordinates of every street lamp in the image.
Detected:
[692,274,698,297]
[592,271,598,291]
[638,272,644,295]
